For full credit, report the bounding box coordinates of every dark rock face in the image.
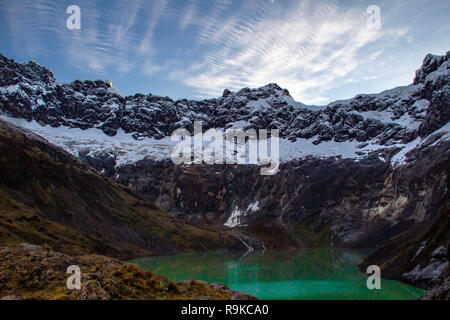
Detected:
[361,206,449,300]
[414,53,449,85]
[0,55,58,121]
[113,137,449,249]
[78,149,117,177]
[55,80,124,135]
[417,54,450,136]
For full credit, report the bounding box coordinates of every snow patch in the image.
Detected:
[391,121,450,167]
[224,207,243,228]
[246,201,260,213]
[279,137,383,161]
[0,114,176,166]
[2,111,448,171]
[224,201,260,228]
[246,99,271,111]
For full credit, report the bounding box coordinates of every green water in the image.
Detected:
[128,249,423,300]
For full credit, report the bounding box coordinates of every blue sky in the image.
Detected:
[0,0,449,104]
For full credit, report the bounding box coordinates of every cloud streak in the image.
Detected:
[1,0,448,103]
[0,0,177,75]
[169,0,408,103]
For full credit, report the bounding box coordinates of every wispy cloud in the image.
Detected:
[169,0,408,103]
[0,0,63,56]
[0,0,177,75]
[1,0,448,103]
[178,0,198,31]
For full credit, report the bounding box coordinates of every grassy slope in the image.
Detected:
[0,244,257,300]
[0,120,238,259]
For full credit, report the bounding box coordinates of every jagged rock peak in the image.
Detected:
[414,51,450,84]
[0,51,448,145]
[0,53,55,87]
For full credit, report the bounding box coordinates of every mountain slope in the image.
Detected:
[0,119,240,258]
[0,52,448,297]
[0,51,448,169]
[0,52,449,248]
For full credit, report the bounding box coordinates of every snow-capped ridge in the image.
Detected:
[0,51,449,168]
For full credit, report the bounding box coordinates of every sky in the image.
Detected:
[0,0,449,105]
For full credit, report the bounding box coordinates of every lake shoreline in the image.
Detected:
[128,248,424,300]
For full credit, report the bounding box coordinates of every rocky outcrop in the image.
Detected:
[0,244,257,300]
[403,246,448,288]
[419,277,450,300]
[0,54,124,135]
[415,53,450,136]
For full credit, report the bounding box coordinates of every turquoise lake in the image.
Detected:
[128,248,423,300]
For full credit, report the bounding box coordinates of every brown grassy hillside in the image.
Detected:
[0,244,256,300]
[0,119,240,259]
